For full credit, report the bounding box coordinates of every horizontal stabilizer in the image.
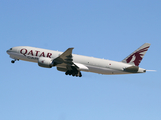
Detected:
[124,66,139,73]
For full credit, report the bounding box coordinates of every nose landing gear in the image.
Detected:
[11,59,19,63]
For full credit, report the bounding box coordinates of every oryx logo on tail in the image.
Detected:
[122,43,151,66]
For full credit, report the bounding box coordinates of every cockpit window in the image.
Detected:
[10,48,12,50]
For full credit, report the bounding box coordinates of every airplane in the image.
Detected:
[6,43,151,77]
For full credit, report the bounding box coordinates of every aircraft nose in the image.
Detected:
[6,49,11,54]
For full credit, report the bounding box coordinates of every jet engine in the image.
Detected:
[38,57,53,68]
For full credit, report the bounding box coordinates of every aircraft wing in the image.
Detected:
[53,48,87,77]
[53,48,74,66]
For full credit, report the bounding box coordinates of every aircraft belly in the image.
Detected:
[84,65,112,74]
[84,65,129,75]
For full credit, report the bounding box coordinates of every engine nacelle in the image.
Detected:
[38,57,53,68]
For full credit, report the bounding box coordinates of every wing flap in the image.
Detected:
[74,62,89,71]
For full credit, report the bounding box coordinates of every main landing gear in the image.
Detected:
[65,66,82,77]
[65,70,82,77]
[11,59,19,63]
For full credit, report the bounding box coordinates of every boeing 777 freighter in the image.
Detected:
[6,43,151,77]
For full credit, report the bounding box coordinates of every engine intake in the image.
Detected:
[38,57,53,68]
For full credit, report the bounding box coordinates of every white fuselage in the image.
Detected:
[6,46,146,75]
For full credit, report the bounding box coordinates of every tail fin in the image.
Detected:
[122,43,151,66]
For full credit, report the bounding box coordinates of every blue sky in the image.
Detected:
[1,0,161,120]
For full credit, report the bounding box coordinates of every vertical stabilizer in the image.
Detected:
[122,43,151,66]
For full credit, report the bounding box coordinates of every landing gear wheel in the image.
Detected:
[65,69,82,77]
[79,72,82,77]
[11,60,15,63]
